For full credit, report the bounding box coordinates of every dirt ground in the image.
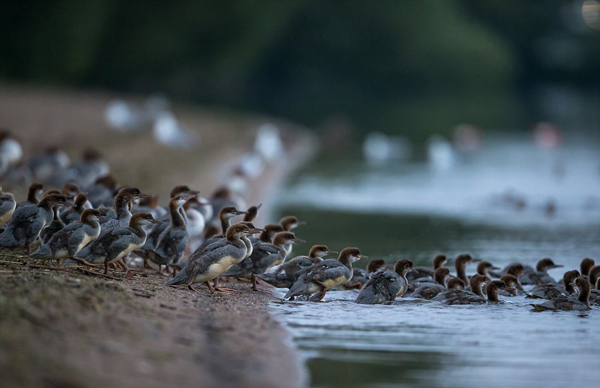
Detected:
[0,85,317,388]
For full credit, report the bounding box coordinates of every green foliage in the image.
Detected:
[1,0,595,137]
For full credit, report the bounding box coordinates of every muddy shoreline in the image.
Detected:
[0,85,317,388]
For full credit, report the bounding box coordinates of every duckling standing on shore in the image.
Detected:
[355,259,416,304]
[222,231,305,291]
[100,187,153,232]
[0,187,16,228]
[285,247,367,301]
[531,277,591,311]
[257,245,337,289]
[166,223,263,293]
[146,194,192,274]
[75,212,161,275]
[16,182,43,209]
[0,194,74,254]
[31,209,103,267]
[250,223,284,245]
[40,205,65,243]
[59,193,89,224]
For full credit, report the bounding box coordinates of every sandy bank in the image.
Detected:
[0,85,317,388]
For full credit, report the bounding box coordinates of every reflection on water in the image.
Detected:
[272,135,600,387]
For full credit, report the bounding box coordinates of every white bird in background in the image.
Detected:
[104,99,150,132]
[0,133,23,167]
[254,123,284,161]
[362,132,412,165]
[153,112,200,150]
[427,134,455,171]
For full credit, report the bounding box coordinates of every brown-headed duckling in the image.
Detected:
[520,258,563,285]
[531,277,591,311]
[355,259,415,304]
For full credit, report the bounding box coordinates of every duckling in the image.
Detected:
[60,183,93,209]
[447,277,465,290]
[31,209,103,267]
[0,194,73,254]
[146,194,192,273]
[280,216,306,232]
[86,174,119,207]
[59,193,89,224]
[410,267,451,300]
[100,187,153,232]
[0,130,23,166]
[0,187,16,228]
[196,206,247,250]
[485,280,516,303]
[355,259,415,305]
[520,258,563,285]
[244,204,261,223]
[285,247,367,301]
[407,254,447,281]
[433,274,489,305]
[250,223,284,245]
[454,254,477,285]
[257,245,337,288]
[165,223,263,293]
[531,277,591,311]
[580,258,595,277]
[28,147,70,182]
[75,212,161,275]
[16,182,43,209]
[476,261,500,280]
[588,266,600,288]
[222,232,305,290]
[504,263,525,292]
[527,270,580,300]
[40,205,65,244]
[498,274,522,296]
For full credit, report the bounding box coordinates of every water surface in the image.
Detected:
[271,135,600,387]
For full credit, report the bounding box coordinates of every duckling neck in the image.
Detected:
[456,264,468,284]
[52,206,60,221]
[565,282,575,294]
[258,229,273,242]
[114,197,131,219]
[27,187,38,204]
[129,222,147,238]
[37,197,54,211]
[220,215,230,235]
[169,202,186,229]
[434,272,446,286]
[338,255,352,269]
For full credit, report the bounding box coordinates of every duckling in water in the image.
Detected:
[166,223,263,293]
[531,277,591,311]
[75,212,161,275]
[580,258,595,277]
[407,254,447,282]
[476,261,500,280]
[0,194,73,254]
[355,259,416,305]
[433,274,489,305]
[285,247,367,301]
[454,254,477,286]
[257,245,337,289]
[0,187,16,228]
[410,267,450,300]
[520,258,563,285]
[31,209,103,267]
[498,274,522,296]
[222,231,305,290]
[527,270,580,300]
[485,280,516,303]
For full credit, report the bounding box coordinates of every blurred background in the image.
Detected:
[2,0,599,143]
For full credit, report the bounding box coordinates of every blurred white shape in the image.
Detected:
[583,0,600,30]
[0,138,23,166]
[427,135,454,170]
[363,132,412,165]
[105,99,149,132]
[254,123,284,161]
[153,112,200,150]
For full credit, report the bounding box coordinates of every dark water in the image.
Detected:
[270,135,600,388]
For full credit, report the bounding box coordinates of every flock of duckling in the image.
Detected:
[0,133,597,313]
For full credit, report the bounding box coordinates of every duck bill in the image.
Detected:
[296,221,307,226]
[292,238,306,244]
[256,203,263,210]
[138,193,154,198]
[235,210,248,216]
[248,228,265,234]
[357,254,369,260]
[150,219,164,224]
[552,264,564,268]
[325,250,338,256]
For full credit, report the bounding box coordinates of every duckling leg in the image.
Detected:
[213,277,235,293]
[345,282,362,290]
[104,261,109,275]
[26,245,31,256]
[251,274,258,291]
[143,258,153,269]
[55,259,60,268]
[314,280,328,301]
